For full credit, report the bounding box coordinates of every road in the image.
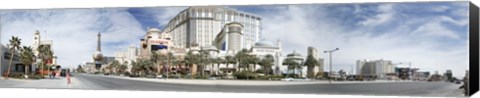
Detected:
[1,73,465,97]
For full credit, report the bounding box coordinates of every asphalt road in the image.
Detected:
[70,73,465,97]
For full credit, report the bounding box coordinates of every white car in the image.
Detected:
[282,78,294,81]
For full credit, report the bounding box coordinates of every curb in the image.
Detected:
[94,75,416,86]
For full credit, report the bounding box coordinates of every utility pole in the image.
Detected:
[324,48,339,83]
[351,65,354,75]
[408,62,412,80]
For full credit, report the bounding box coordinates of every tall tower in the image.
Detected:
[33,30,41,56]
[93,32,103,70]
[226,22,244,54]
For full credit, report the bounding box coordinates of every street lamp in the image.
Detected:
[324,48,339,83]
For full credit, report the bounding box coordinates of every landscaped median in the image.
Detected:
[92,74,417,86]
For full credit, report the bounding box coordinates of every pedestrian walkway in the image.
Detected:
[1,77,87,89]
[95,74,416,86]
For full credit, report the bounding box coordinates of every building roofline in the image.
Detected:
[161,6,262,32]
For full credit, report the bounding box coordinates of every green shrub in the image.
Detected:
[233,71,256,80]
[28,74,45,79]
[8,72,24,79]
[195,74,208,79]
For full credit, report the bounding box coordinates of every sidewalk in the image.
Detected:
[96,74,416,86]
[1,77,88,89]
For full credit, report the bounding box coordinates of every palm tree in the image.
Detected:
[234,49,250,72]
[283,58,300,78]
[118,61,128,74]
[5,36,21,79]
[198,50,211,77]
[259,54,275,76]
[216,57,225,76]
[20,46,35,75]
[130,60,140,75]
[37,45,53,76]
[224,55,235,73]
[151,51,163,74]
[184,51,200,78]
[109,60,120,74]
[137,59,154,76]
[165,52,176,78]
[37,45,47,75]
[249,56,260,72]
[304,54,319,79]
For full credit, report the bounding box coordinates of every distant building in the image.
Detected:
[32,30,56,71]
[138,28,175,60]
[444,70,453,81]
[395,67,419,80]
[162,6,262,49]
[415,71,430,80]
[307,47,324,78]
[250,39,282,75]
[114,45,139,72]
[0,44,22,74]
[356,59,396,78]
[102,56,115,65]
[80,62,95,73]
[114,45,138,64]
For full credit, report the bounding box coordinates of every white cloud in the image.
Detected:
[135,7,187,28]
[256,3,469,77]
[1,8,145,68]
[358,4,394,26]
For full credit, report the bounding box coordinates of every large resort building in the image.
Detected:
[162,6,262,49]
[123,6,286,77]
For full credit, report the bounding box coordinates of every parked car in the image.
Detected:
[60,69,71,77]
[455,80,461,84]
[347,77,356,81]
[281,78,294,81]
[156,75,163,79]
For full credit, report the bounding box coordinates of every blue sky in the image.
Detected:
[0,1,470,77]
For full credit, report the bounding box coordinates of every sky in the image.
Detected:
[0,1,470,77]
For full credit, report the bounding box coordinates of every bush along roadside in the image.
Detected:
[7,72,45,79]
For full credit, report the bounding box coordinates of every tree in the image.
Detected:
[248,56,260,72]
[20,46,35,75]
[234,49,250,71]
[283,58,300,78]
[5,36,21,79]
[37,45,53,76]
[184,51,201,78]
[118,61,128,74]
[76,65,84,73]
[224,55,235,73]
[108,60,121,74]
[338,69,346,80]
[304,54,319,79]
[151,51,163,74]
[215,57,225,76]
[198,51,211,77]
[258,54,274,76]
[137,59,154,76]
[130,60,140,75]
[164,52,176,78]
